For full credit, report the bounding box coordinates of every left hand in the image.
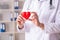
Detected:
[29,12,44,29]
[29,12,40,26]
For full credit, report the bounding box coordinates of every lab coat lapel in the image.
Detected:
[48,0,59,22]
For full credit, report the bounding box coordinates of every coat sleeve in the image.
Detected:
[17,0,31,32]
[16,24,25,32]
[17,21,33,32]
[44,2,60,34]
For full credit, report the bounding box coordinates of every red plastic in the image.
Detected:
[21,12,31,19]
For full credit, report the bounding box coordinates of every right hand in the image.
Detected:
[16,14,26,29]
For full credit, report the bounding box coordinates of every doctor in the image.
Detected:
[16,0,60,40]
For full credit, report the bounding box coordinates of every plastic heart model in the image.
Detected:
[21,12,31,19]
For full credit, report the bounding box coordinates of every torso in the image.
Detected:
[25,0,60,40]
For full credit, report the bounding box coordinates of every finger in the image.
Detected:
[28,13,38,21]
[16,16,23,23]
[17,15,24,22]
[17,19,24,25]
[16,19,21,24]
[28,15,35,21]
[29,14,36,20]
[17,16,22,20]
[28,19,34,21]
[17,18,25,24]
[19,15,26,21]
[31,12,38,18]
[17,18,22,22]
[31,12,37,15]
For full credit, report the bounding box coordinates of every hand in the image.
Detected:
[29,12,39,26]
[29,12,44,29]
[16,14,26,29]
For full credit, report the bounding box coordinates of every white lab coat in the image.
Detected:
[17,0,60,40]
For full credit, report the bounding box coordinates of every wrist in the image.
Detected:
[39,23,44,30]
[18,25,24,29]
[37,22,44,30]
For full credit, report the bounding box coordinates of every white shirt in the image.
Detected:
[17,0,60,40]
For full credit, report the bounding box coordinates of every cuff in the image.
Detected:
[17,25,24,32]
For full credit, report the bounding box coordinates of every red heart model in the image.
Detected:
[21,12,31,19]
